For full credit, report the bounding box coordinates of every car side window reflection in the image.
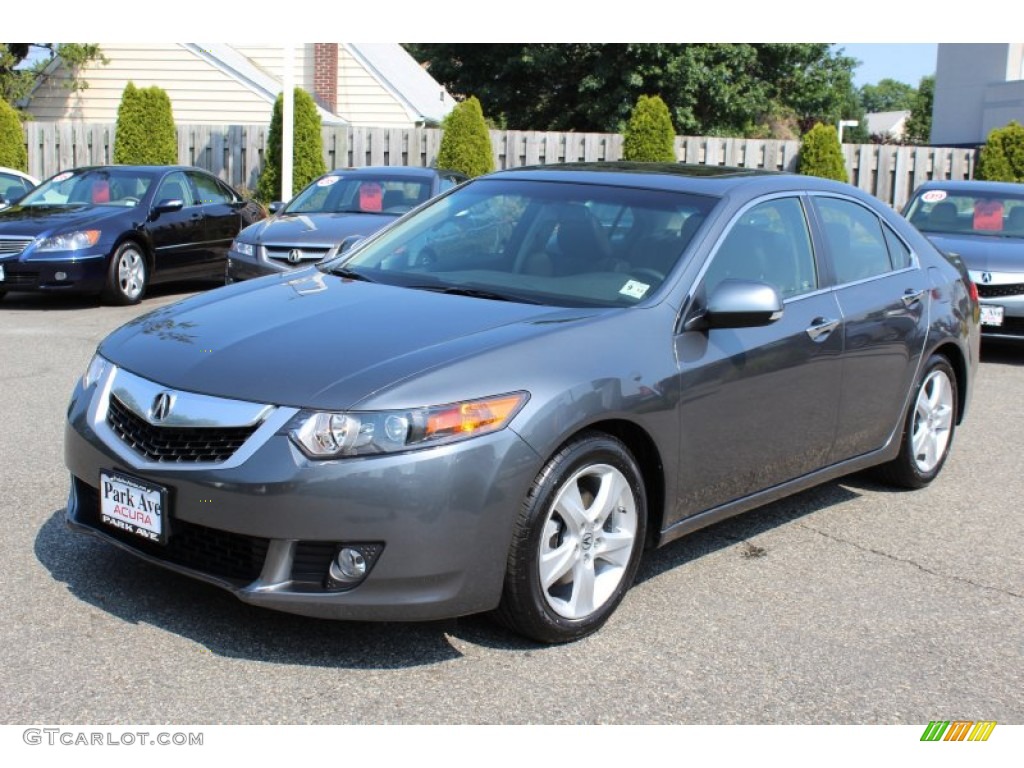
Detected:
[814,197,894,283]
[703,197,817,299]
[155,172,194,207]
[189,172,233,206]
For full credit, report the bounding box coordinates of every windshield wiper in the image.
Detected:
[326,265,376,282]
[408,284,541,304]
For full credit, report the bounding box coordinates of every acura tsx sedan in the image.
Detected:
[64,163,979,643]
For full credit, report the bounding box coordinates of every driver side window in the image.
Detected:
[704,197,817,300]
[155,172,194,207]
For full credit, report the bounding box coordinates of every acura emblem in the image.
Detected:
[150,392,175,423]
[981,272,992,284]
[288,248,303,264]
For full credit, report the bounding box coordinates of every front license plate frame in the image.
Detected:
[99,470,168,545]
[980,304,1004,327]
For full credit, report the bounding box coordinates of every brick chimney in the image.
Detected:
[313,43,338,114]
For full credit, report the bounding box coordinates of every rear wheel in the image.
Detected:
[496,433,646,643]
[877,354,957,489]
[102,242,147,305]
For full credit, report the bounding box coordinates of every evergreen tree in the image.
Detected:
[0,97,27,171]
[256,88,326,202]
[436,96,494,178]
[976,121,1024,183]
[798,123,848,182]
[113,82,177,165]
[622,95,676,162]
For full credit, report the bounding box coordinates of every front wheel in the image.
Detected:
[496,433,647,643]
[877,354,957,489]
[102,242,148,305]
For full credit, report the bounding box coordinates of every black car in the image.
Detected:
[0,165,266,304]
[226,166,465,282]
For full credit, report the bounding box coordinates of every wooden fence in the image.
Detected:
[23,122,977,210]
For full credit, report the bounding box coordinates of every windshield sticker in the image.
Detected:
[316,176,340,187]
[52,171,74,183]
[921,190,947,203]
[620,280,650,299]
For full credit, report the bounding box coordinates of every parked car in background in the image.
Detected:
[0,165,265,304]
[65,163,978,643]
[0,167,38,210]
[904,180,1024,341]
[226,166,466,283]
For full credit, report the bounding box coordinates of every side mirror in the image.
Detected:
[268,201,285,214]
[686,279,783,331]
[152,198,185,217]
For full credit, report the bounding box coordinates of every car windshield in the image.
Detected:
[328,177,717,308]
[285,174,433,216]
[18,168,153,208]
[906,188,1024,238]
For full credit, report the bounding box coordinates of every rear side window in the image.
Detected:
[814,197,894,284]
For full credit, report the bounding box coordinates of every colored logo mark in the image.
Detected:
[921,720,997,742]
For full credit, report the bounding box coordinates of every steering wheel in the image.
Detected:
[416,246,438,268]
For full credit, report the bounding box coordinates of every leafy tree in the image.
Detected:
[113,82,178,165]
[858,78,916,113]
[1,43,106,106]
[256,88,326,203]
[436,96,494,178]
[0,96,27,170]
[405,43,860,137]
[903,75,934,145]
[976,121,1024,182]
[798,123,848,182]
[622,95,676,162]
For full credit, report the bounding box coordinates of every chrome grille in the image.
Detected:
[0,237,33,256]
[265,246,332,264]
[107,395,259,463]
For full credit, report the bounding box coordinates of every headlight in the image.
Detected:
[288,392,529,459]
[232,240,256,257]
[81,353,109,389]
[36,230,101,252]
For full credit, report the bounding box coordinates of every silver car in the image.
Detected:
[65,164,979,643]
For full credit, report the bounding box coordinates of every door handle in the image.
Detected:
[902,288,926,307]
[806,317,839,341]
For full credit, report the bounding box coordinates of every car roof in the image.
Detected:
[0,166,39,184]
[914,179,1024,196]
[323,166,463,179]
[485,162,860,198]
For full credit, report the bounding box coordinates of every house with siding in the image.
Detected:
[22,43,456,128]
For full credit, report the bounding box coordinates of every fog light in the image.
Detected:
[55,271,68,281]
[331,548,366,581]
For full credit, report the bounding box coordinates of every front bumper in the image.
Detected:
[0,251,107,294]
[971,269,1024,340]
[63,366,540,621]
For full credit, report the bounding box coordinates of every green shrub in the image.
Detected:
[798,123,848,182]
[976,121,1024,183]
[622,95,676,162]
[0,98,28,171]
[113,82,178,165]
[436,96,494,178]
[256,88,326,202]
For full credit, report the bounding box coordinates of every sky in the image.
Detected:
[838,44,938,87]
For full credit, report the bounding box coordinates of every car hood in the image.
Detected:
[240,211,399,246]
[0,204,129,238]
[99,270,604,410]
[926,233,1024,272]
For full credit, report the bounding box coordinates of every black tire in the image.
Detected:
[876,354,958,489]
[495,432,647,643]
[102,242,148,305]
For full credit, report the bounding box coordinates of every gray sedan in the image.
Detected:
[64,163,979,643]
[226,166,466,282]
